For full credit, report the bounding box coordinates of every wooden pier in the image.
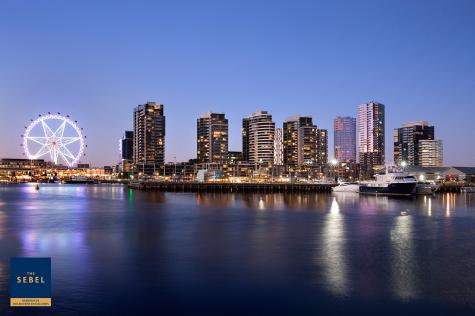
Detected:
[129,181,335,193]
[436,182,473,193]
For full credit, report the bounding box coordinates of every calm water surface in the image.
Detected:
[1,184,475,315]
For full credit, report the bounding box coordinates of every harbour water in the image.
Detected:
[0,184,475,315]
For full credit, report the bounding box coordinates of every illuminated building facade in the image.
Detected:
[133,102,165,167]
[334,116,356,163]
[228,151,243,164]
[121,131,133,161]
[358,102,385,175]
[242,117,250,162]
[316,128,328,166]
[283,116,317,167]
[274,127,283,165]
[393,121,434,166]
[197,112,228,164]
[0,158,52,181]
[242,111,275,165]
[419,139,443,167]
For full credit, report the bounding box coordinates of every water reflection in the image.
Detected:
[331,192,359,205]
[0,184,475,315]
[390,215,418,300]
[358,195,391,214]
[445,193,455,217]
[0,260,6,290]
[123,190,475,218]
[194,192,332,211]
[0,211,5,240]
[320,197,348,296]
[20,231,87,256]
[195,192,237,208]
[424,196,432,217]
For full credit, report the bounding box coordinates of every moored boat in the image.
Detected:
[64,176,94,184]
[416,182,439,195]
[332,182,359,193]
[359,167,417,196]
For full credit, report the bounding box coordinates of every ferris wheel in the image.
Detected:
[21,113,86,167]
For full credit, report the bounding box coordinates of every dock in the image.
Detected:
[436,182,474,193]
[128,181,335,193]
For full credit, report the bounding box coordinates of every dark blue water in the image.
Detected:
[1,184,475,315]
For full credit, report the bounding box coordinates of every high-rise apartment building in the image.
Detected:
[358,102,385,173]
[334,116,356,162]
[227,151,243,164]
[419,139,443,167]
[242,117,250,162]
[242,111,275,165]
[316,129,328,165]
[274,127,283,165]
[197,112,228,164]
[133,102,165,166]
[394,121,434,166]
[120,130,133,161]
[283,116,317,167]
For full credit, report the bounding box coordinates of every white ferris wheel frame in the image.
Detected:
[23,114,85,167]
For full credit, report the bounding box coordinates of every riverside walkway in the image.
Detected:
[129,181,335,193]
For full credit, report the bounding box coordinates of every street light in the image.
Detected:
[329,159,338,183]
[400,161,407,172]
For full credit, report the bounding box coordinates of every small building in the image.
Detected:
[0,158,52,181]
[405,166,475,183]
[162,162,195,180]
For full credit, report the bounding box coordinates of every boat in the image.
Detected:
[332,182,359,193]
[461,186,475,193]
[359,166,417,196]
[64,176,94,184]
[416,182,439,195]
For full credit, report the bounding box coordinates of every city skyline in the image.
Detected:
[1,1,474,166]
[0,100,469,167]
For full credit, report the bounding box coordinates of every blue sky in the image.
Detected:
[1,0,474,166]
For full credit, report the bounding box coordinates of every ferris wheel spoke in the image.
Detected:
[33,144,51,159]
[41,120,54,138]
[54,120,67,138]
[26,137,48,146]
[58,150,72,166]
[60,145,76,161]
[61,137,81,146]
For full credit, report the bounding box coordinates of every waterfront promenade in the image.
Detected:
[128,180,473,193]
[129,181,335,193]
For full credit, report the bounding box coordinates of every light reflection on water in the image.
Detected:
[0,184,475,315]
[320,197,348,296]
[390,215,418,300]
[20,231,87,256]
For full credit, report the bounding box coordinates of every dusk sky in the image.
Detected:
[1,0,474,166]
